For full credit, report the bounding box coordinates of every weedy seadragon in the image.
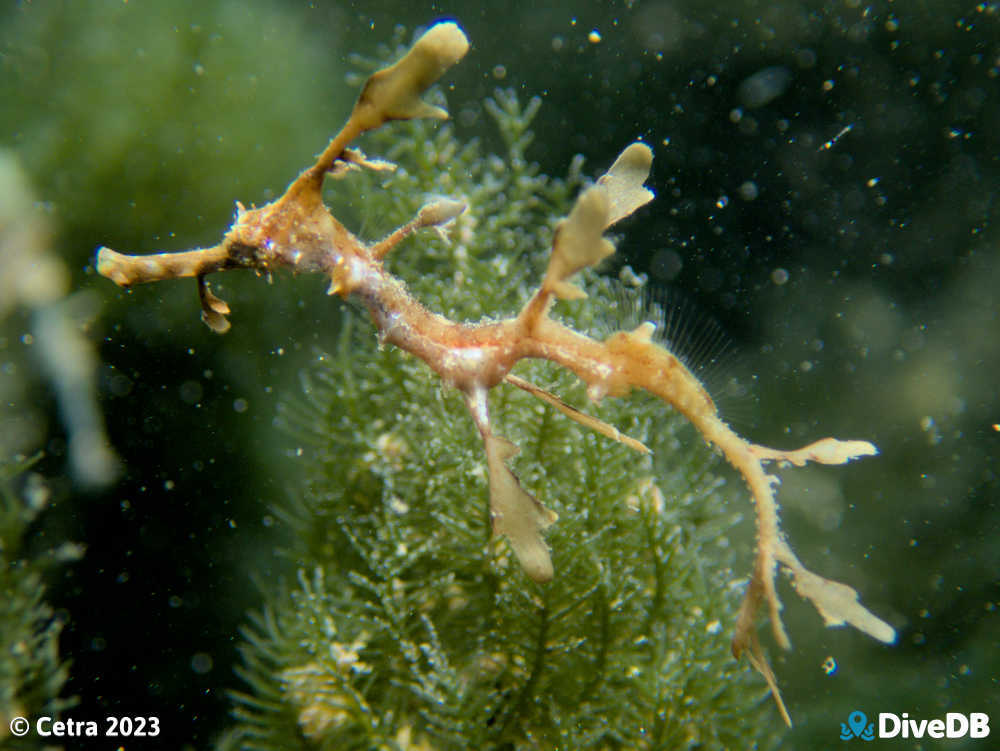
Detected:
[96,22,895,723]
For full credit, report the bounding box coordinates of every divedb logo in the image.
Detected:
[840,710,990,741]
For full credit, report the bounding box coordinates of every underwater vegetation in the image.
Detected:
[3,2,998,749]
[0,456,79,748]
[97,21,893,745]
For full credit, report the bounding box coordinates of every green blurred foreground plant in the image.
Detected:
[95,22,894,747]
[0,458,79,749]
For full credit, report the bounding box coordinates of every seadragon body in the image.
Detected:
[96,22,894,724]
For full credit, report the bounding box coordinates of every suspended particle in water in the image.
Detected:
[738,181,759,201]
[819,124,853,151]
[191,652,213,675]
[738,66,792,108]
[650,248,683,282]
[822,656,838,675]
[771,267,789,285]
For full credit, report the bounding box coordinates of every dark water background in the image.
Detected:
[2,1,997,747]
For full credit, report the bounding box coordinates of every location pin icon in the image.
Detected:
[848,711,868,738]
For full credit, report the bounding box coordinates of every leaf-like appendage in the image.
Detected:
[353,22,470,129]
[596,142,655,227]
[538,142,653,301]
[751,437,878,467]
[484,434,558,583]
[543,186,614,299]
[789,566,896,644]
[416,198,467,228]
[198,275,231,334]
